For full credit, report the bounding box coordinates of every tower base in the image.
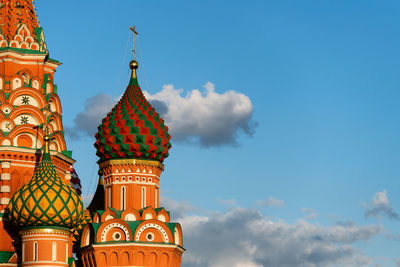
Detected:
[81,243,184,267]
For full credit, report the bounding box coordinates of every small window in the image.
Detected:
[108,188,112,208]
[113,232,122,241]
[146,233,154,241]
[121,186,126,210]
[52,242,57,262]
[22,73,29,85]
[142,187,146,208]
[33,242,38,262]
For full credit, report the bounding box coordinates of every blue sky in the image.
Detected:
[36,1,400,266]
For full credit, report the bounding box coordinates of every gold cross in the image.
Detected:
[130,25,138,60]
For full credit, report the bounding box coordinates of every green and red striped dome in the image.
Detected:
[94,78,171,163]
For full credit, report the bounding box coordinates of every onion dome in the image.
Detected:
[94,27,171,163]
[8,136,84,229]
[74,209,92,241]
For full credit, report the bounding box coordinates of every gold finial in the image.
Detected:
[43,135,50,154]
[43,104,52,154]
[129,25,139,78]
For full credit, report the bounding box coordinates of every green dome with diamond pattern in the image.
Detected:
[8,137,84,229]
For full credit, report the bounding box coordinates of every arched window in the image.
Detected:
[52,242,57,262]
[121,186,126,210]
[142,187,146,208]
[33,242,38,262]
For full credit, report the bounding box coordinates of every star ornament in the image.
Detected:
[21,96,30,105]
[20,116,28,124]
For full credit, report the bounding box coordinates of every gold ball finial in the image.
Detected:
[129,60,139,70]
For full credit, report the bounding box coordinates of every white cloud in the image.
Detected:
[144,82,256,146]
[159,196,198,221]
[67,82,256,147]
[178,207,381,267]
[364,190,399,220]
[65,93,114,139]
[302,208,319,220]
[257,197,285,208]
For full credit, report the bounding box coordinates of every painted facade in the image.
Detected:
[0,1,184,266]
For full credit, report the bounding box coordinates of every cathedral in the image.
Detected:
[0,1,184,266]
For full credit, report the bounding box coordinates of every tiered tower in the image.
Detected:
[0,0,80,264]
[81,27,184,267]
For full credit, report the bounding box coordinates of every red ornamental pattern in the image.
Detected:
[95,79,171,163]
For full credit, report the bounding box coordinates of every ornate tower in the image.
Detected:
[8,135,84,266]
[81,27,184,267]
[0,0,80,263]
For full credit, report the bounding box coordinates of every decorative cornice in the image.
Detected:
[91,242,185,252]
[20,227,71,236]
[99,159,164,171]
[0,49,47,60]
[0,146,75,165]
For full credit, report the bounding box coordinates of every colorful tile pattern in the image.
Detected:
[95,78,171,163]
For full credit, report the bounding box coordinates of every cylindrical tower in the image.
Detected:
[20,227,71,267]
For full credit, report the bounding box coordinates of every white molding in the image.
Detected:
[1,161,10,169]
[0,185,10,193]
[1,173,10,181]
[104,172,158,179]
[104,181,159,188]
[0,51,46,60]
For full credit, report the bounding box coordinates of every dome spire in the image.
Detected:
[94,26,172,163]
[8,135,84,229]
[129,25,139,79]
[43,135,50,154]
